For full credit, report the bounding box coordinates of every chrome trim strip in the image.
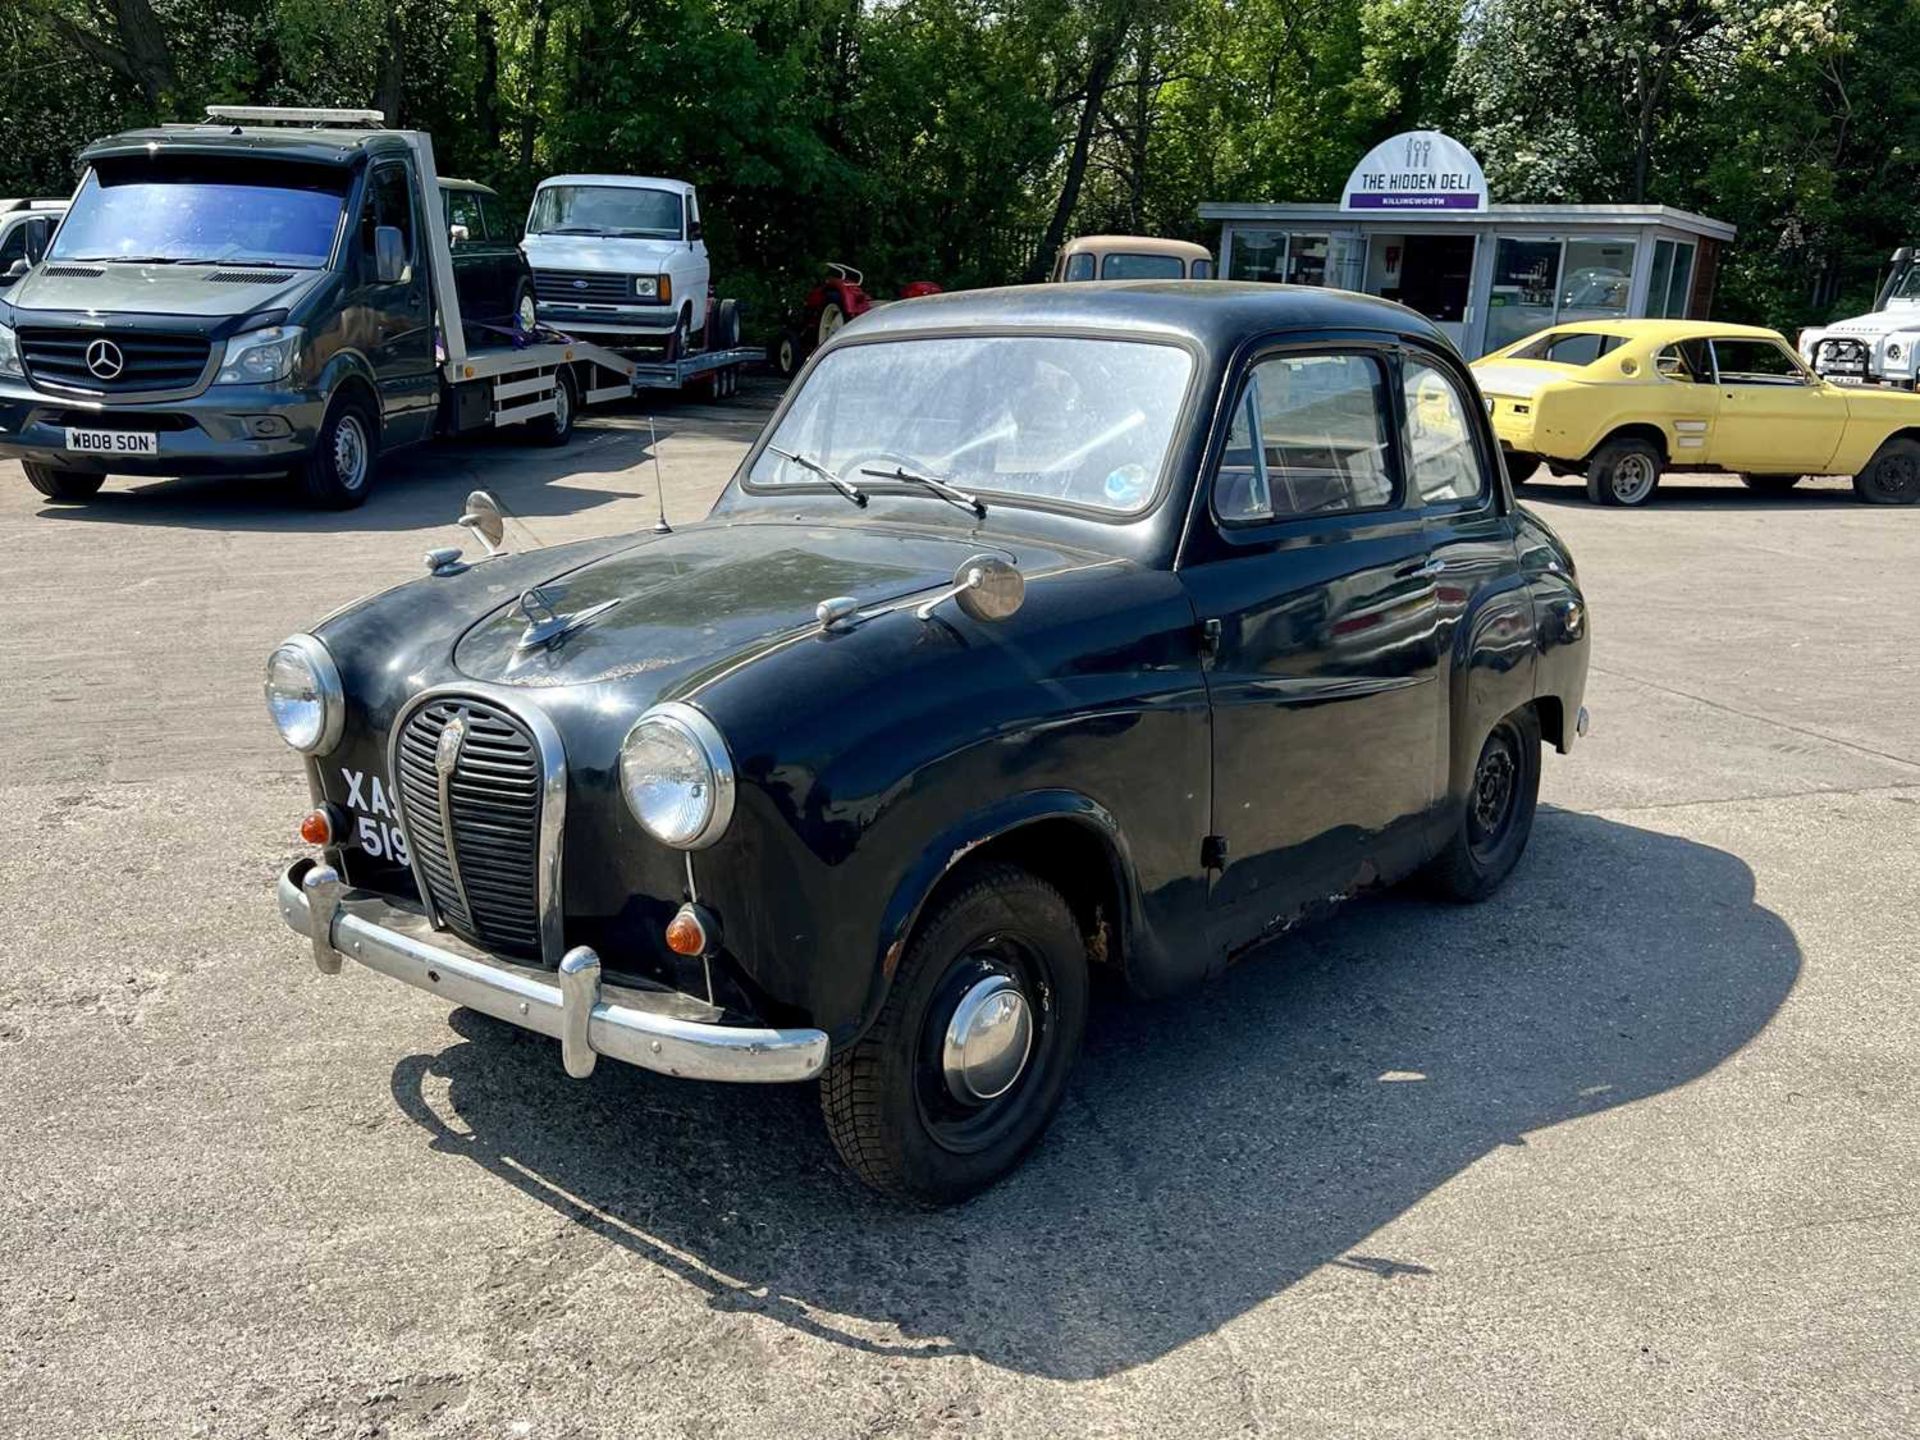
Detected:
[279,864,828,1084]
[387,683,569,966]
[432,707,471,924]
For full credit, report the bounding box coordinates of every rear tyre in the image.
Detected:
[1855,437,1920,504]
[820,863,1089,1204]
[291,394,378,509]
[710,298,741,352]
[1741,473,1802,496]
[530,366,576,447]
[1585,437,1662,507]
[1423,705,1542,902]
[23,463,106,503]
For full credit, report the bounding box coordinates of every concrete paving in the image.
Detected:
[1,395,1915,1438]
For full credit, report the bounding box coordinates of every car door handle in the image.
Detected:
[1396,557,1445,580]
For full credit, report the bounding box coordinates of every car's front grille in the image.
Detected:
[18,328,211,393]
[533,269,636,305]
[396,696,547,961]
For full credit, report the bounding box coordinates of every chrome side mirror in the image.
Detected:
[459,489,508,556]
[449,222,470,247]
[917,555,1024,623]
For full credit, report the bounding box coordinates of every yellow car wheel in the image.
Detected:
[1586,437,1662,508]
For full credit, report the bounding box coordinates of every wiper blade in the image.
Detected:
[79,255,188,265]
[860,464,987,518]
[767,445,866,507]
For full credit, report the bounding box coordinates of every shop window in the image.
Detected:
[1227,227,1284,282]
[1648,239,1696,317]
[1285,235,1330,285]
[1559,238,1635,322]
[1216,353,1395,522]
[1402,357,1483,504]
[1486,238,1561,351]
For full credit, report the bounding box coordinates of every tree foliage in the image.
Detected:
[0,0,1911,326]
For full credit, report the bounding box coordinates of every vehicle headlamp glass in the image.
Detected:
[619,702,735,849]
[216,325,303,386]
[264,635,344,754]
[633,276,660,299]
[0,321,21,379]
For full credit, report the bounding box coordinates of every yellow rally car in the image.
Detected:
[1470,319,1920,507]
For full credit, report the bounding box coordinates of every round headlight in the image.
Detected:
[264,634,344,755]
[619,701,735,849]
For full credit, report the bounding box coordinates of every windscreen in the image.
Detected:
[50,157,349,268]
[528,185,682,239]
[1889,261,1920,303]
[748,334,1194,515]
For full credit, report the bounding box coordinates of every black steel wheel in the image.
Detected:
[1855,437,1920,505]
[1423,705,1542,902]
[821,863,1089,1204]
[23,463,105,503]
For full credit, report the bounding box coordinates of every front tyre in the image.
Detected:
[1585,437,1662,507]
[821,863,1089,1204]
[291,395,378,509]
[1855,437,1920,504]
[1423,705,1543,902]
[514,279,539,334]
[24,463,106,503]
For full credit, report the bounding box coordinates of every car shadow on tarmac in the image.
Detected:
[21,386,780,535]
[386,809,1799,1381]
[1517,476,1863,511]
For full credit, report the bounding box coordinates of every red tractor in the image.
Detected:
[770,263,943,376]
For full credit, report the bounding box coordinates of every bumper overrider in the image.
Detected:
[278,857,828,1084]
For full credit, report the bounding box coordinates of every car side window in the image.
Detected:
[26,216,56,262]
[364,165,418,280]
[1215,352,1396,523]
[1063,253,1095,282]
[1711,338,1808,386]
[443,187,483,243]
[1402,357,1484,505]
[1655,340,1710,382]
[0,224,25,269]
[1191,258,1214,279]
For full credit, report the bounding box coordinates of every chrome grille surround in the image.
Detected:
[388,686,567,965]
[533,269,643,305]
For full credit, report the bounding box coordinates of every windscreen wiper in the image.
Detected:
[767,445,867,507]
[859,464,987,518]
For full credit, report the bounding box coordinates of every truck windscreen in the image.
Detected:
[528,185,682,240]
[50,158,350,269]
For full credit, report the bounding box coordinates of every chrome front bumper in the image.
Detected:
[277,860,828,1083]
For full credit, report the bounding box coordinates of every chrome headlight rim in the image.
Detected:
[619,700,736,850]
[265,632,345,756]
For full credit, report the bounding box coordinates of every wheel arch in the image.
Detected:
[1584,422,1669,466]
[863,792,1141,1044]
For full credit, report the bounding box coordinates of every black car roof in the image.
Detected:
[844,280,1451,351]
[79,126,411,168]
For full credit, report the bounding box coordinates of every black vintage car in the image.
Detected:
[268,282,1590,1201]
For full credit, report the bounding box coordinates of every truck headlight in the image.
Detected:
[264,634,344,754]
[634,275,671,301]
[620,701,734,849]
[216,325,303,386]
[0,321,21,379]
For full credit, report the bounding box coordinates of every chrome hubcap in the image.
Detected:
[553,379,570,428]
[941,974,1034,1103]
[1612,454,1655,503]
[519,294,538,330]
[333,416,368,491]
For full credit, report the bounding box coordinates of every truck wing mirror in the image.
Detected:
[2,258,27,284]
[449,222,470,248]
[374,225,407,285]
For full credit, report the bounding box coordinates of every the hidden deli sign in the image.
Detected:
[1341,131,1488,212]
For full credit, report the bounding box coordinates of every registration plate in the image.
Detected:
[65,428,157,456]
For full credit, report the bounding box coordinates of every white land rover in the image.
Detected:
[1801,246,1920,388]
[522,174,711,355]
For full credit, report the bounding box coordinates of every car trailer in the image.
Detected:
[629,345,763,398]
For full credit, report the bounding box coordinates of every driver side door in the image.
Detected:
[1707,336,1848,473]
